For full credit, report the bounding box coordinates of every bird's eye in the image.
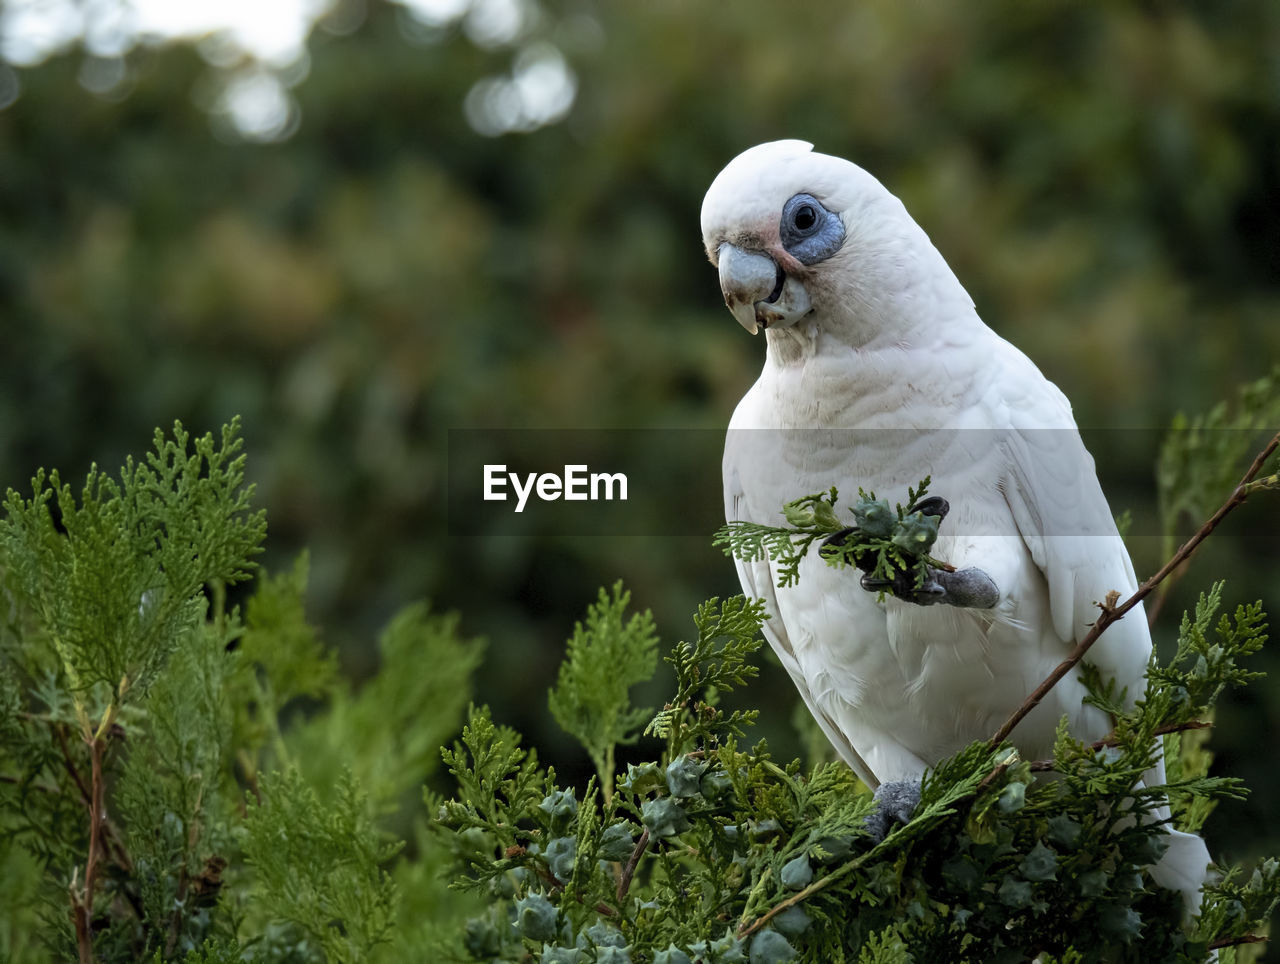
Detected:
[779,193,845,265]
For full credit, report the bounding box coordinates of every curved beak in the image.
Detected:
[717,243,812,335]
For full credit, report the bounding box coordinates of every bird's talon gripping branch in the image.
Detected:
[861,565,998,609]
[860,568,941,602]
[862,779,922,843]
[825,492,996,609]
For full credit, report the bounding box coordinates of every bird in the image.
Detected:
[702,139,1211,914]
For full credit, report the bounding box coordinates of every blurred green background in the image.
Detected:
[1,0,1278,874]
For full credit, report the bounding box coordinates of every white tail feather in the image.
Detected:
[1143,750,1214,919]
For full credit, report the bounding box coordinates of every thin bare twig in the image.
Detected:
[989,430,1280,750]
[616,829,650,903]
[976,760,1012,794]
[1027,719,1213,772]
[71,692,123,964]
[20,724,134,875]
[55,724,92,807]
[72,733,107,964]
[1208,933,1268,951]
[737,843,884,941]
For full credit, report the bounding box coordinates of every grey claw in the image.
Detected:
[934,567,1000,609]
[863,779,921,842]
[864,565,998,610]
[909,496,950,520]
[911,574,947,602]
[859,571,891,592]
[824,526,859,549]
[831,494,999,610]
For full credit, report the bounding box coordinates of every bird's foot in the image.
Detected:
[860,565,999,609]
[863,779,922,843]
[824,494,999,609]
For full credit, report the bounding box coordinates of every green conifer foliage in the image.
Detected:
[1,419,265,710]
[430,403,1280,961]
[548,582,659,800]
[430,576,1279,962]
[0,421,480,962]
[0,388,1276,961]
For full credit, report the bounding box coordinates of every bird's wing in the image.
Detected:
[995,349,1151,695]
[992,348,1210,912]
[724,459,880,787]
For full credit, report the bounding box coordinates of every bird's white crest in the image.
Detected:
[700,139,889,263]
[702,140,973,353]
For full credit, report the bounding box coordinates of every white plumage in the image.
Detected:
[703,140,1210,911]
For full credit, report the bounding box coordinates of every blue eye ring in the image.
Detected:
[780,193,844,265]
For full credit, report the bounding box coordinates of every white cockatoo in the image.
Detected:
[702,140,1210,911]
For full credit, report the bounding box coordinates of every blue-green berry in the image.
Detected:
[541,947,587,964]
[853,496,895,538]
[586,922,626,947]
[1078,868,1109,897]
[545,836,576,883]
[666,756,708,798]
[538,789,578,828]
[700,770,733,799]
[771,906,811,938]
[641,797,691,838]
[463,915,502,956]
[598,822,635,861]
[514,892,558,942]
[708,931,747,961]
[619,762,664,796]
[780,854,813,890]
[748,818,781,842]
[749,929,797,963]
[653,946,693,964]
[891,511,940,555]
[997,781,1027,813]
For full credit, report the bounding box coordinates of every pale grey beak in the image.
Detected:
[717,243,812,335]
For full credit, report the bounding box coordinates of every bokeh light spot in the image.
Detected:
[464,41,575,136]
[216,68,300,143]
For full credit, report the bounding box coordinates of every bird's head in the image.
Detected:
[701,140,965,346]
